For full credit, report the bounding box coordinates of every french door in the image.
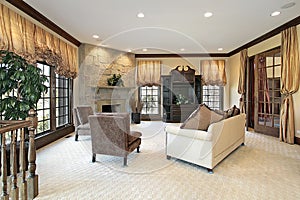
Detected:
[254,48,281,137]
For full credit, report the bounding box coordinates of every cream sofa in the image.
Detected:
[165,113,246,173]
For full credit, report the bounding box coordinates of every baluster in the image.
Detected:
[1,134,9,200]
[19,128,27,199]
[26,109,38,199]
[10,130,18,200]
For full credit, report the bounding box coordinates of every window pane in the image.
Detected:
[274,66,280,78]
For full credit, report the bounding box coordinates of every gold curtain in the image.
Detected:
[137,60,161,86]
[0,3,78,78]
[280,26,300,144]
[238,49,248,113]
[200,60,227,86]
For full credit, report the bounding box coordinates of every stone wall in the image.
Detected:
[76,44,136,108]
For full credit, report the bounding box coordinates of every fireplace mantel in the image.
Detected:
[95,86,135,94]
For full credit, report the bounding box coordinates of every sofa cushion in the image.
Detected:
[180,104,223,131]
[128,131,142,145]
[77,123,90,130]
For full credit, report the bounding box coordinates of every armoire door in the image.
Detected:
[254,48,281,137]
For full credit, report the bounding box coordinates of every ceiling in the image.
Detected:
[23,0,300,54]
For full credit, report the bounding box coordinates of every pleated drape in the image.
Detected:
[238,49,248,113]
[280,26,300,144]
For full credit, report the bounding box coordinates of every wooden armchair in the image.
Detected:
[88,113,142,166]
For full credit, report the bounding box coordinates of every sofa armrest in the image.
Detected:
[165,125,212,141]
[208,113,246,156]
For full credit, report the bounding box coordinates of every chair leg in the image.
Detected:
[137,146,140,153]
[123,156,128,166]
[75,130,79,141]
[92,153,96,162]
[166,155,171,160]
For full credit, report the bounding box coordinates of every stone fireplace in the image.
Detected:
[95,86,135,112]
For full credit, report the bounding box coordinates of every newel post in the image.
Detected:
[26,109,39,199]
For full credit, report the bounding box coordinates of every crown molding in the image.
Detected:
[135,53,228,58]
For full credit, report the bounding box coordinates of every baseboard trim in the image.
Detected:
[35,125,75,149]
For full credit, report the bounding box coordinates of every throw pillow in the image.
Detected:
[232,105,240,116]
[180,104,223,131]
[223,105,240,119]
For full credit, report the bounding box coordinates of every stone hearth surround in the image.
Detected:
[95,86,136,113]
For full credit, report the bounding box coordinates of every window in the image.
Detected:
[56,74,70,127]
[140,86,160,115]
[36,63,51,134]
[36,63,71,135]
[202,85,223,110]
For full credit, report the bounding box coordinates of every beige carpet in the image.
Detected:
[35,121,300,200]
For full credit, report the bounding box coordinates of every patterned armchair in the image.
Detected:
[73,105,93,141]
[88,113,142,166]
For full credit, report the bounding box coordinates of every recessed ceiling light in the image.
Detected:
[270,11,281,17]
[128,49,132,52]
[142,48,147,52]
[180,48,185,51]
[137,12,145,18]
[281,2,296,9]
[92,34,99,39]
[204,12,213,18]
[218,48,223,51]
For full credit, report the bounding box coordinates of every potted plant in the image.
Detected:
[174,93,189,105]
[0,50,48,120]
[129,96,144,124]
[107,73,124,86]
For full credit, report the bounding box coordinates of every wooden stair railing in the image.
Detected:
[0,109,38,200]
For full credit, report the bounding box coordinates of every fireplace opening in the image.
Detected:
[102,104,121,112]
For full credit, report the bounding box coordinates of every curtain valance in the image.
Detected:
[200,60,227,86]
[137,60,161,86]
[0,3,78,78]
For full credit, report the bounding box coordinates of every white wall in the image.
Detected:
[227,53,240,109]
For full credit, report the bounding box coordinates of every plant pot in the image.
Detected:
[131,113,141,124]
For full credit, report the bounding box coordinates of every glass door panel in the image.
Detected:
[254,48,281,137]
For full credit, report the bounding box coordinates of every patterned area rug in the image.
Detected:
[35,121,300,200]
